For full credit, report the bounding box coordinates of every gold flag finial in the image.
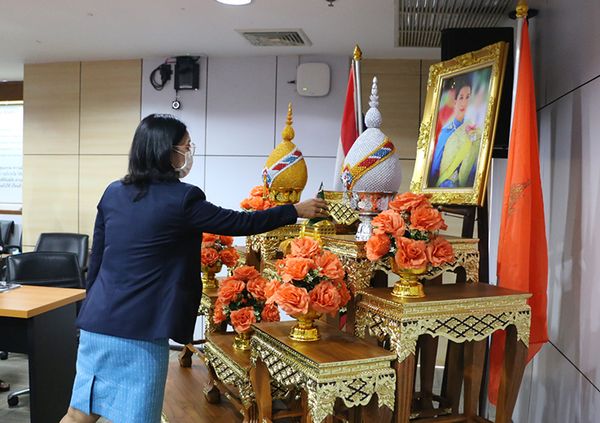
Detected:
[282,102,295,142]
[353,45,362,61]
[516,0,528,18]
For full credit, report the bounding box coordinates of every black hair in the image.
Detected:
[452,74,472,99]
[122,114,187,201]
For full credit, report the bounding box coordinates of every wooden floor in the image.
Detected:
[163,357,243,423]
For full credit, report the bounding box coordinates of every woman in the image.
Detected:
[428,75,481,188]
[61,114,328,423]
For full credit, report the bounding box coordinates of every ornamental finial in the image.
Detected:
[353,45,362,61]
[282,102,295,142]
[364,76,382,129]
[516,0,528,18]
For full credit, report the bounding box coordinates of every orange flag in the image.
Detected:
[488,19,548,404]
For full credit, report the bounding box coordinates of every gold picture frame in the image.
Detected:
[410,42,508,206]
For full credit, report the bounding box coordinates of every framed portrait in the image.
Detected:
[410,42,508,206]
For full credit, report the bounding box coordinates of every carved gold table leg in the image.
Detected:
[463,340,486,419]
[204,360,221,404]
[178,344,194,368]
[495,325,528,423]
[394,353,416,423]
[250,357,273,423]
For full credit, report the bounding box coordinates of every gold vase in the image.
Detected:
[201,263,223,290]
[233,330,253,351]
[289,310,322,342]
[390,259,427,299]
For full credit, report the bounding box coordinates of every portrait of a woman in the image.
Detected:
[428,72,487,188]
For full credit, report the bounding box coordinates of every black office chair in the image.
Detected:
[0,220,21,280]
[5,251,83,407]
[35,233,89,280]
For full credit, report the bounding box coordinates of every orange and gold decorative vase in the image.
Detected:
[201,263,222,290]
[289,310,322,342]
[233,329,253,351]
[390,259,427,299]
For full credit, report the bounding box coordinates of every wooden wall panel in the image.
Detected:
[78,155,128,239]
[23,62,80,154]
[80,60,141,154]
[22,155,79,247]
[361,59,421,160]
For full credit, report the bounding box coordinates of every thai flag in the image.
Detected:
[333,66,359,190]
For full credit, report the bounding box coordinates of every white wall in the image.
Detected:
[141,55,348,218]
[511,1,600,422]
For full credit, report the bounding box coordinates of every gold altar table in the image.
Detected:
[355,283,531,423]
[250,320,397,423]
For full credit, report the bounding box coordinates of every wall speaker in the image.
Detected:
[296,63,330,97]
[441,27,514,158]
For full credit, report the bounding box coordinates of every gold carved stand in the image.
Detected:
[250,320,396,423]
[355,284,531,423]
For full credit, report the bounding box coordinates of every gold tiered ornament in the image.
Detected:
[262,103,307,205]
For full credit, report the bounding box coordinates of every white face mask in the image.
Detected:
[174,150,193,178]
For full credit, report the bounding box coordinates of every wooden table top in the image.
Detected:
[0,285,86,318]
[253,320,396,365]
[207,332,251,369]
[361,283,530,305]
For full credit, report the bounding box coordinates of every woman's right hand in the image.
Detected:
[294,198,329,219]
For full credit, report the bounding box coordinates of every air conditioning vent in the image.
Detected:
[237,29,312,47]
[397,0,513,47]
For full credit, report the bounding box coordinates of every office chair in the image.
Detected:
[35,233,89,280]
[0,222,20,361]
[5,251,83,407]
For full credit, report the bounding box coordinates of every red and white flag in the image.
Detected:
[333,66,359,190]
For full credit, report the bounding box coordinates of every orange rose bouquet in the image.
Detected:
[240,185,275,211]
[365,192,455,298]
[201,233,239,268]
[213,266,280,346]
[266,237,351,341]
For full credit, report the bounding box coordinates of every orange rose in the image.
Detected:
[395,237,428,269]
[365,234,391,261]
[264,279,281,300]
[229,306,256,334]
[309,281,341,316]
[250,185,267,197]
[337,281,351,307]
[240,198,251,209]
[220,247,239,267]
[219,236,234,246]
[201,248,220,266]
[290,237,321,258]
[426,237,455,267]
[248,196,270,211]
[217,277,245,304]
[267,283,309,315]
[279,257,315,283]
[203,233,217,244]
[232,265,260,281]
[315,250,345,280]
[213,299,227,325]
[260,303,280,323]
[409,205,448,232]
[247,276,268,301]
[372,209,406,236]
[389,192,431,212]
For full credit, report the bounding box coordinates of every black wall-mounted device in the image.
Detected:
[174,56,200,91]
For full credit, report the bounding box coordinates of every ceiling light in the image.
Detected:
[215,0,251,5]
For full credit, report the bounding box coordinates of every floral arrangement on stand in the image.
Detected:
[365,192,455,299]
[213,266,281,350]
[266,237,351,341]
[201,233,240,289]
[240,185,275,211]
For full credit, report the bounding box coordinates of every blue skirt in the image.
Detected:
[70,330,169,423]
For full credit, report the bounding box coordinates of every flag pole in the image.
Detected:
[353,45,364,134]
[509,0,529,135]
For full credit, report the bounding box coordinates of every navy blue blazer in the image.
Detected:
[77,180,297,343]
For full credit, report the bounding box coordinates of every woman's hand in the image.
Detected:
[294,198,329,219]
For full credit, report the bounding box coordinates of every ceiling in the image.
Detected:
[0,0,440,81]
[0,0,516,81]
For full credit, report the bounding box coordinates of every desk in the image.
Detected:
[0,285,85,423]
